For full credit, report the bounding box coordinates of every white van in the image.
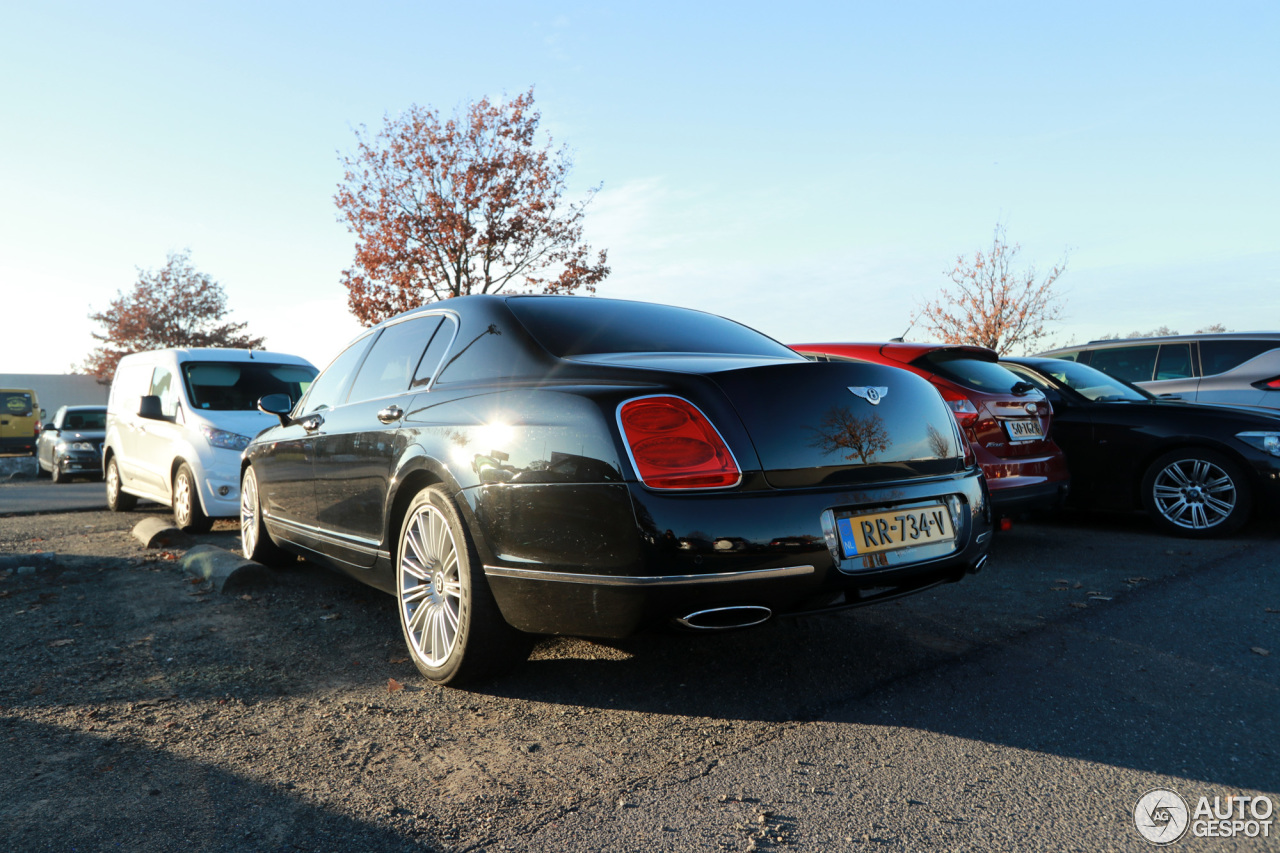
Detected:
[104,348,318,532]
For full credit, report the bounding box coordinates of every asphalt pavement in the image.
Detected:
[0,478,113,514]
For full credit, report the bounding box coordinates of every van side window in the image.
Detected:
[1088,345,1158,384]
[150,368,180,419]
[1200,340,1279,376]
[348,317,439,404]
[1155,344,1194,380]
[299,335,373,415]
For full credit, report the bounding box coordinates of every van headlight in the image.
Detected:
[1237,431,1280,457]
[200,426,251,451]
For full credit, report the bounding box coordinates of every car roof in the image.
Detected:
[1042,332,1280,354]
[792,342,999,365]
[119,348,315,367]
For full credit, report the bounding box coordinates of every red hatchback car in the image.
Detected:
[794,343,1071,515]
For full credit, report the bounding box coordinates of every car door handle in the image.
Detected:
[301,414,325,432]
[376,405,404,424]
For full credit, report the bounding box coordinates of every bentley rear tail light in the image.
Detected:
[938,387,979,427]
[618,396,741,489]
[1254,376,1280,390]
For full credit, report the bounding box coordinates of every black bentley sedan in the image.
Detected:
[1003,357,1280,538]
[241,295,992,684]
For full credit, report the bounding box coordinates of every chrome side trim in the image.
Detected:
[482,564,814,587]
[268,515,382,556]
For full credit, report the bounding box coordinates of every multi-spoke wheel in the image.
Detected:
[396,486,531,685]
[173,462,213,534]
[105,457,137,512]
[1141,448,1252,538]
[240,465,290,565]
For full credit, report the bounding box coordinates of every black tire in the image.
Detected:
[239,465,292,566]
[1141,448,1252,538]
[173,463,214,534]
[396,486,532,686]
[105,457,137,512]
[50,462,64,484]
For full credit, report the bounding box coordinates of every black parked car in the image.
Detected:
[241,295,992,685]
[1002,357,1280,537]
[36,406,107,482]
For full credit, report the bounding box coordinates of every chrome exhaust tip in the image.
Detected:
[969,554,988,575]
[676,605,772,631]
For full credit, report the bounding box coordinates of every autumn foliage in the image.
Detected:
[82,251,265,382]
[335,88,610,327]
[917,224,1067,355]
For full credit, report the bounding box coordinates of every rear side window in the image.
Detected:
[110,363,154,412]
[1,392,33,417]
[348,316,438,403]
[1200,339,1280,376]
[915,353,1026,393]
[508,296,799,359]
[411,316,453,388]
[1088,345,1159,383]
[1154,343,1194,380]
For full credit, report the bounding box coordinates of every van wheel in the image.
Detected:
[173,463,213,534]
[396,486,532,686]
[105,458,137,512]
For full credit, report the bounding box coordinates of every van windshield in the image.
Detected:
[181,362,318,411]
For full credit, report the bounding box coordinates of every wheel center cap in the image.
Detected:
[433,571,444,593]
[1184,486,1204,502]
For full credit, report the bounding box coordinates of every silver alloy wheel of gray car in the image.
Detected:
[1150,456,1237,531]
[174,468,194,528]
[399,502,464,667]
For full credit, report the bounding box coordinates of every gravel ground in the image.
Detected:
[1,504,1277,852]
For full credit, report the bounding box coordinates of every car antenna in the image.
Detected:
[890,320,915,343]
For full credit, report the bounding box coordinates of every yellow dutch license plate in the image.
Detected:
[836,504,955,557]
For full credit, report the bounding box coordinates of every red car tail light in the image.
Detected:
[618,396,741,489]
[938,387,979,427]
[1254,376,1280,390]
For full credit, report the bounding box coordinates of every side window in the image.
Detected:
[1200,340,1279,376]
[348,317,439,404]
[149,367,180,418]
[1088,345,1159,384]
[110,363,152,412]
[433,318,538,386]
[300,335,374,415]
[1051,351,1079,362]
[1155,344,1194,380]
[411,316,453,388]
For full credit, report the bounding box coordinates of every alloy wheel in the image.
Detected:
[399,504,464,667]
[240,468,259,557]
[1151,457,1237,531]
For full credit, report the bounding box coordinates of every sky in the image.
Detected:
[1,1,1276,374]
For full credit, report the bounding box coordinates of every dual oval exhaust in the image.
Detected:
[676,605,773,631]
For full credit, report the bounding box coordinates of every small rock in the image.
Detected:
[1252,647,1270,656]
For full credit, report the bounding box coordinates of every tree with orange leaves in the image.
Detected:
[335,88,610,327]
[82,250,265,382]
[916,224,1067,354]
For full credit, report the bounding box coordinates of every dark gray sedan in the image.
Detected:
[37,406,107,483]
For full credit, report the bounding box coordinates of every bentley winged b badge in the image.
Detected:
[848,386,889,405]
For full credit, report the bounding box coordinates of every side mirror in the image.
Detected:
[42,423,56,433]
[138,395,164,420]
[258,393,293,427]
[1158,393,1183,400]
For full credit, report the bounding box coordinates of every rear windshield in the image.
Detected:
[1020,360,1150,402]
[507,297,799,360]
[182,362,318,411]
[1,392,33,417]
[914,353,1029,394]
